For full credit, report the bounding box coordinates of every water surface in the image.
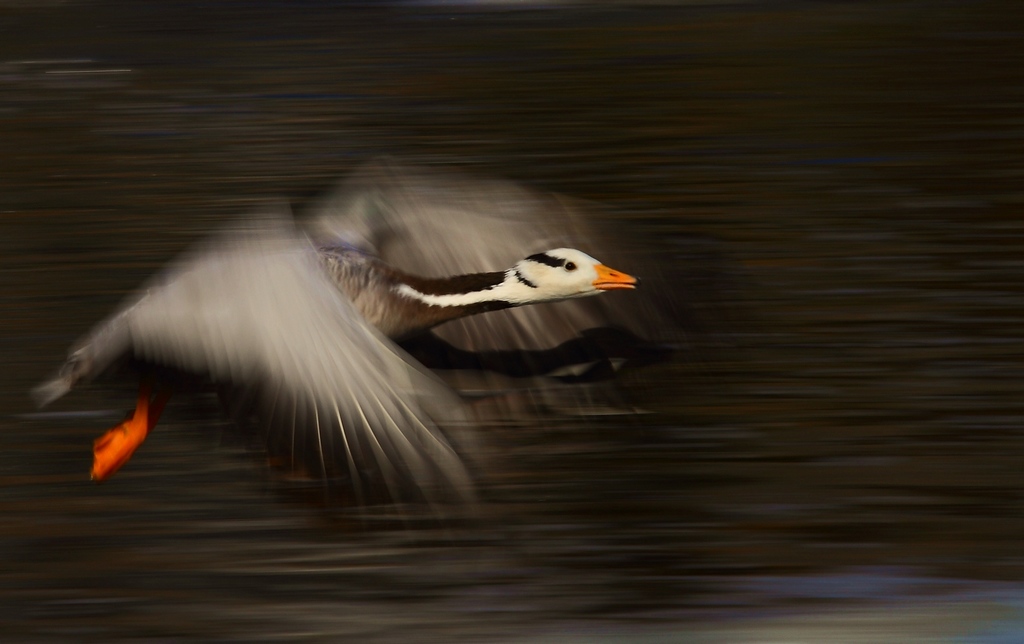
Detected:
[2,2,1024,641]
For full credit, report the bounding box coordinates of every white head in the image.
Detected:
[505,248,638,304]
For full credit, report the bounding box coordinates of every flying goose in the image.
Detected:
[33,206,638,504]
[34,160,714,505]
[308,161,697,381]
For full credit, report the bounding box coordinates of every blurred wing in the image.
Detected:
[96,215,473,503]
[308,160,694,353]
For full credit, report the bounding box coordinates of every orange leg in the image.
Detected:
[91,380,172,482]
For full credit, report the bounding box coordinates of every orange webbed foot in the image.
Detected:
[91,381,171,482]
[91,414,151,481]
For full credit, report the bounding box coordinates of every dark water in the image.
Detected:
[3,1,1024,641]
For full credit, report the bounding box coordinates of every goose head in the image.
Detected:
[390,247,638,324]
[510,248,638,303]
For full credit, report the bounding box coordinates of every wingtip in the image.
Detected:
[31,377,71,408]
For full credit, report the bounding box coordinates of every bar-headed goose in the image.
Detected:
[309,160,701,393]
[33,205,639,504]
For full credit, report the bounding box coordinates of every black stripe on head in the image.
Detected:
[525,252,563,268]
[514,269,538,289]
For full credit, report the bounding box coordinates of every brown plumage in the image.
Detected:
[316,247,512,340]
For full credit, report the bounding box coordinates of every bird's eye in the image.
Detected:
[564,261,577,271]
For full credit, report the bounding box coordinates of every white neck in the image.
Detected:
[395,269,542,308]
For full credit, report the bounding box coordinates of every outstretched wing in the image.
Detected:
[38,215,474,504]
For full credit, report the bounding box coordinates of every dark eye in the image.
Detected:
[564,261,577,271]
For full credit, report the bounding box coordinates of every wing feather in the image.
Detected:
[108,215,473,503]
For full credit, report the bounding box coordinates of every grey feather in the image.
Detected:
[38,214,474,503]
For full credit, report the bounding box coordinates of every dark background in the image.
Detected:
[2,1,1023,641]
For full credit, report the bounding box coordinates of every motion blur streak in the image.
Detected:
[2,1,1023,642]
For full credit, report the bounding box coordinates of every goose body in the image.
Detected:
[34,174,651,503]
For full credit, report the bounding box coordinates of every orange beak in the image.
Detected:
[592,264,639,291]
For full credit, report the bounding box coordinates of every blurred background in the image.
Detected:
[3,1,1024,641]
